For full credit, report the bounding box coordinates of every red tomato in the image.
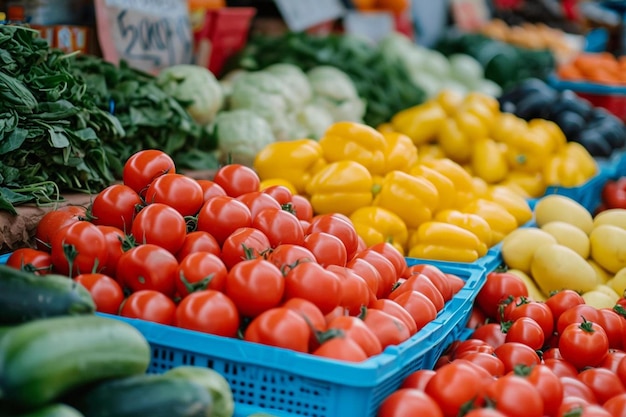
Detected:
[244,307,311,352]
[424,360,490,417]
[327,315,383,357]
[221,227,271,270]
[578,404,613,417]
[92,226,124,281]
[361,308,411,349]
[196,179,227,202]
[327,265,374,316]
[456,351,505,377]
[117,244,179,297]
[391,290,437,332]
[475,271,528,320]
[484,374,544,417]
[370,299,418,336]
[119,289,176,325]
[401,370,437,391]
[389,273,445,312]
[131,203,186,254]
[252,208,305,248]
[620,356,626,387]
[175,230,221,262]
[6,248,52,274]
[545,289,585,325]
[556,305,602,336]
[504,317,545,350]
[559,320,609,370]
[144,173,204,217]
[557,396,591,417]
[452,338,495,358]
[597,308,625,350]
[560,376,598,404]
[525,363,564,417]
[543,347,564,361]
[599,350,626,373]
[50,221,108,276]
[446,273,465,296]
[603,393,626,417]
[471,323,507,349]
[352,249,398,299]
[377,388,444,417]
[312,336,368,362]
[404,264,453,302]
[304,232,348,267]
[212,164,260,197]
[176,252,228,296]
[225,258,285,318]
[467,307,488,330]
[261,185,293,206]
[369,242,406,278]
[283,261,341,315]
[504,300,554,339]
[74,273,124,314]
[290,194,313,222]
[267,244,317,271]
[90,184,142,232]
[35,206,85,251]
[196,196,252,245]
[577,367,625,404]
[236,191,282,219]
[308,214,359,259]
[282,297,326,351]
[494,342,541,373]
[175,290,239,337]
[542,358,579,379]
[346,258,381,297]
[463,410,507,417]
[123,150,175,196]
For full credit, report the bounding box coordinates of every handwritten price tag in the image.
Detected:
[94,0,193,75]
[274,0,345,32]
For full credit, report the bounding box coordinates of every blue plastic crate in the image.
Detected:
[0,253,10,264]
[98,260,486,417]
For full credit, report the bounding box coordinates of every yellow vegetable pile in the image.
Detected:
[253,118,534,263]
[502,195,626,308]
[387,91,597,195]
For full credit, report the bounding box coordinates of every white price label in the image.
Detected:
[273,0,346,32]
[344,11,395,44]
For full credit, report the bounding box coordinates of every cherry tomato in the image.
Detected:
[253,208,305,247]
[176,252,228,296]
[327,315,383,357]
[542,358,579,379]
[90,184,142,231]
[369,242,406,278]
[557,305,602,336]
[484,374,544,417]
[290,194,313,222]
[6,248,52,274]
[283,261,341,315]
[74,273,124,314]
[117,244,179,297]
[144,173,204,217]
[131,203,186,255]
[95,225,125,280]
[401,369,437,391]
[559,320,609,370]
[196,196,252,245]
[119,289,176,325]
[212,164,260,197]
[225,258,284,318]
[308,214,359,259]
[175,230,221,262]
[221,227,271,270]
[361,309,411,349]
[456,351,505,377]
[175,290,239,337]
[346,258,381,297]
[578,367,625,404]
[35,206,85,251]
[352,249,398,299]
[50,221,108,276]
[494,342,541,373]
[545,289,585,325]
[377,388,444,417]
[244,307,310,352]
[392,290,437,332]
[504,300,554,339]
[597,308,625,350]
[603,393,626,417]
[370,298,418,336]
[560,376,598,404]
[504,317,545,350]
[471,323,507,349]
[196,179,227,202]
[303,232,347,267]
[327,265,374,315]
[267,244,317,271]
[312,336,368,362]
[261,185,292,206]
[236,191,282,219]
[404,264,452,302]
[525,363,563,417]
[475,271,528,320]
[123,149,175,196]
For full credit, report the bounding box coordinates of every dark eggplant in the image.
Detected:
[513,90,558,119]
[574,128,614,157]
[553,110,587,139]
[498,78,553,105]
[550,90,593,120]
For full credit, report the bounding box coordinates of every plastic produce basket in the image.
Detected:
[98,259,486,417]
[0,253,10,264]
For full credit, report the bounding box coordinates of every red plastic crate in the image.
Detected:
[575,91,626,122]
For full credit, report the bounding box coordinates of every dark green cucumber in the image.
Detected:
[0,315,150,408]
[164,366,234,417]
[17,404,84,417]
[76,374,213,417]
[0,265,95,324]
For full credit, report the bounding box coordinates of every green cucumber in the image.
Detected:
[76,374,213,417]
[0,265,95,324]
[16,404,84,417]
[0,315,150,408]
[164,366,234,417]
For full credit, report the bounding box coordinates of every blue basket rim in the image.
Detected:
[547,73,626,95]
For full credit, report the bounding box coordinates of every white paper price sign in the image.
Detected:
[344,11,395,44]
[274,0,346,32]
[94,0,193,75]
[451,0,490,32]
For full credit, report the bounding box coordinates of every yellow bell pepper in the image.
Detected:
[318,122,387,176]
[543,142,597,187]
[438,118,472,164]
[350,206,408,253]
[259,178,297,195]
[434,209,492,254]
[390,101,447,146]
[501,171,545,198]
[254,139,326,195]
[461,199,518,245]
[421,158,476,209]
[463,91,500,115]
[454,107,490,141]
[409,165,457,212]
[487,185,533,226]
[435,89,464,115]
[381,131,419,174]
[305,161,373,216]
[418,144,446,161]
[471,138,509,184]
[373,170,439,229]
[377,123,395,134]
[471,177,491,199]
[528,119,567,152]
[505,127,555,173]
[407,221,484,262]
[491,112,527,143]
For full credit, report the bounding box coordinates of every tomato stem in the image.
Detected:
[184,215,198,233]
[499,320,513,334]
[179,271,214,294]
[281,202,296,215]
[563,406,584,417]
[579,317,595,333]
[62,243,78,277]
[613,304,626,319]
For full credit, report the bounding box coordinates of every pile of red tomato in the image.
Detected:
[378,271,626,417]
[7,149,468,362]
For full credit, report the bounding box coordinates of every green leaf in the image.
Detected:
[0,127,28,154]
[72,127,98,141]
[48,128,70,148]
